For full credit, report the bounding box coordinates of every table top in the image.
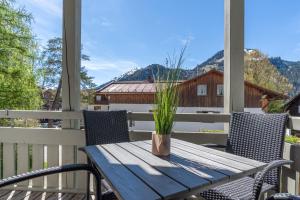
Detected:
[83,139,266,200]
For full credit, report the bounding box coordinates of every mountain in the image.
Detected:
[111,50,300,95]
[118,64,194,81]
[269,57,300,95]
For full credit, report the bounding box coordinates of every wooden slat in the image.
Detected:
[168,141,255,171]
[0,110,82,120]
[0,127,85,146]
[0,190,11,198]
[103,144,187,198]
[171,138,265,167]
[75,148,87,191]
[128,112,230,123]
[46,145,59,189]
[118,142,210,189]
[133,141,228,182]
[141,141,240,176]
[16,144,29,187]
[25,191,43,200]
[61,145,75,190]
[32,144,44,188]
[0,190,88,200]
[0,190,22,199]
[0,110,297,130]
[84,145,161,200]
[3,143,15,178]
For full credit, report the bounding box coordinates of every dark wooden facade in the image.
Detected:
[284,93,300,116]
[96,70,288,108]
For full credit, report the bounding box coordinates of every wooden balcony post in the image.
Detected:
[61,0,82,191]
[224,0,244,130]
[62,0,81,129]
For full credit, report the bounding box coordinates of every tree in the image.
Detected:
[266,100,285,113]
[0,0,42,110]
[244,50,292,94]
[38,37,96,110]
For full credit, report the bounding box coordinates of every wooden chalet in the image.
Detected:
[95,70,288,108]
[284,93,300,117]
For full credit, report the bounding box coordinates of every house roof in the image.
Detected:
[284,93,300,110]
[98,83,156,93]
[96,69,288,99]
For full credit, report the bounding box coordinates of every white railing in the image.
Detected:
[0,110,299,193]
[0,110,85,192]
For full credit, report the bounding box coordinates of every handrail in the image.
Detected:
[0,110,299,131]
[0,110,82,120]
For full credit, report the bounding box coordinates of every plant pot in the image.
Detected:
[152,131,171,156]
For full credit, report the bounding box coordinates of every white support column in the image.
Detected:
[61,0,82,190]
[62,0,81,129]
[224,0,245,114]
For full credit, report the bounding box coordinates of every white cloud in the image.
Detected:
[162,34,195,46]
[100,17,112,27]
[180,35,195,45]
[82,58,138,73]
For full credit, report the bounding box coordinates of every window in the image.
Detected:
[96,95,101,101]
[298,106,300,114]
[197,84,207,96]
[217,84,224,96]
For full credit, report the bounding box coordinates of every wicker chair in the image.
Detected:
[200,112,289,200]
[83,110,130,200]
[0,164,114,200]
[266,193,300,200]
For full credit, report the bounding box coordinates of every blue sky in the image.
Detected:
[16,0,300,85]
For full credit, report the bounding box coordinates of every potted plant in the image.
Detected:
[152,49,185,156]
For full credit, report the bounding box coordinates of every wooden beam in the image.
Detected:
[62,0,82,129]
[224,0,245,113]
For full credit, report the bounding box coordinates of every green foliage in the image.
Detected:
[153,48,185,135]
[38,37,62,89]
[37,37,96,110]
[38,38,96,89]
[285,135,299,144]
[244,50,292,94]
[266,100,285,113]
[38,37,96,90]
[0,0,42,110]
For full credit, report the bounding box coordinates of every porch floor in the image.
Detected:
[0,189,93,200]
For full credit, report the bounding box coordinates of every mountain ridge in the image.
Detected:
[103,49,300,95]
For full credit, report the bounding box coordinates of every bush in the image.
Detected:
[267,100,285,113]
[285,135,299,144]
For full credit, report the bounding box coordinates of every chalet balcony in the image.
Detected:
[1,0,299,199]
[0,110,299,200]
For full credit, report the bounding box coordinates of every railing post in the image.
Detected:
[62,0,81,126]
[224,0,245,131]
[61,0,83,191]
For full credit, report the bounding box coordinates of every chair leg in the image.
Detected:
[94,171,102,200]
[86,171,91,200]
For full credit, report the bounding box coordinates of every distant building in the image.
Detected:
[92,70,287,109]
[89,70,288,132]
[284,93,300,117]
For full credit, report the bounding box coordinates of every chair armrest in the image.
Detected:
[252,160,293,200]
[202,143,227,149]
[0,163,99,188]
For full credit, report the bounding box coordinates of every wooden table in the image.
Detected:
[83,139,266,200]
